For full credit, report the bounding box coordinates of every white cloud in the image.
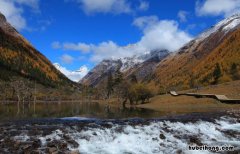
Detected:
[135,16,192,52]
[68,0,148,15]
[138,1,149,11]
[178,10,188,22]
[60,54,74,64]
[63,42,92,53]
[54,63,89,82]
[196,0,240,17]
[53,16,192,63]
[89,41,143,62]
[132,16,159,30]
[77,0,132,15]
[52,41,91,53]
[0,0,26,30]
[51,41,61,49]
[0,0,39,30]
[15,0,39,10]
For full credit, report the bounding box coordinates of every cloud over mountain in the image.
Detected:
[0,0,39,31]
[53,16,192,63]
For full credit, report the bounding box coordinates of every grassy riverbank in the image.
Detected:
[138,80,240,114]
[99,80,240,115]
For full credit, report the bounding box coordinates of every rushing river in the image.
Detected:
[0,102,239,153]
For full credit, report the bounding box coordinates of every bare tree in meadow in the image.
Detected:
[22,83,32,114]
[11,79,32,114]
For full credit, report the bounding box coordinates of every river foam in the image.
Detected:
[37,116,239,154]
[1,112,239,154]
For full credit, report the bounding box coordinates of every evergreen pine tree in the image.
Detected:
[130,74,138,83]
[213,63,222,84]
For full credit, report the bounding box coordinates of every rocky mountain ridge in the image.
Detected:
[81,14,240,91]
[80,49,169,86]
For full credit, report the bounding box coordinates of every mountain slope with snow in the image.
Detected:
[79,14,240,90]
[150,14,240,92]
[80,49,169,86]
[197,14,240,41]
[54,63,89,82]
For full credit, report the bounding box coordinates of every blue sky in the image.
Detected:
[0,0,240,81]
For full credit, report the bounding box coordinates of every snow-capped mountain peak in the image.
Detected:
[80,49,169,86]
[198,14,240,40]
[54,63,89,82]
[120,49,169,72]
